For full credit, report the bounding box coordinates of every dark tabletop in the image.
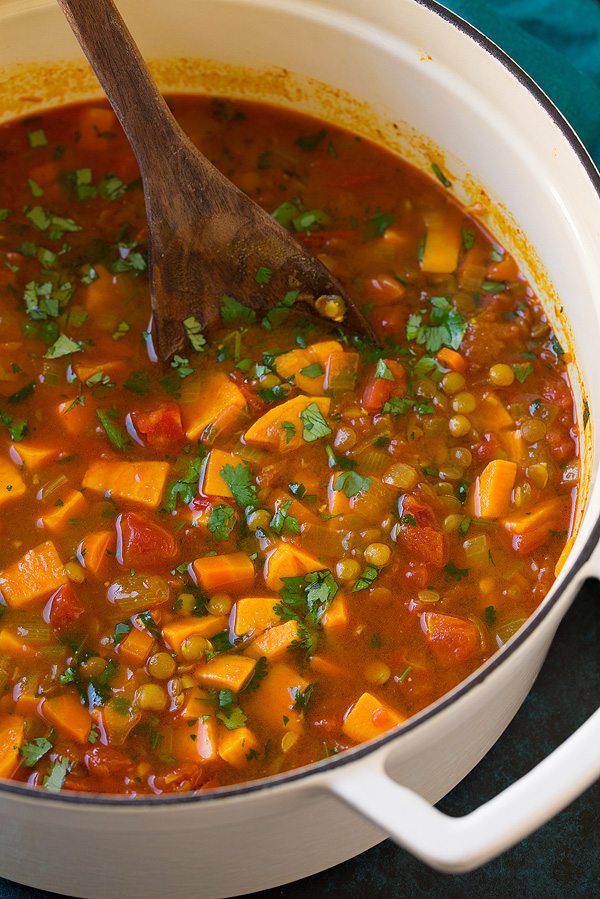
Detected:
[1,578,598,899]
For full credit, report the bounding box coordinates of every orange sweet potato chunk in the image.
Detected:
[82,461,170,509]
[0,458,26,507]
[342,692,405,743]
[0,541,66,608]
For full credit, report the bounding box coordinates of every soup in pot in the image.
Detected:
[0,97,579,794]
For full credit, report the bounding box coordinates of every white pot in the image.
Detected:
[0,1,599,896]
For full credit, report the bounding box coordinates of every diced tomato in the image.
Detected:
[152,762,207,793]
[403,561,431,590]
[47,584,85,636]
[371,304,409,337]
[545,424,575,463]
[472,433,502,465]
[117,512,178,568]
[540,376,573,411]
[421,611,481,664]
[84,745,130,778]
[228,371,268,416]
[133,403,185,452]
[401,494,437,530]
[362,359,407,412]
[512,528,550,557]
[397,523,448,568]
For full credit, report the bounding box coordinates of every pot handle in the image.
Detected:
[329,705,600,872]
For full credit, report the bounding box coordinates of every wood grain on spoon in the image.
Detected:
[56,0,376,360]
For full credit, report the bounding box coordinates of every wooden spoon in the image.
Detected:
[56,0,376,360]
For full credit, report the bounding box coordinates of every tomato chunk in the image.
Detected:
[421,612,481,664]
[47,583,85,636]
[133,403,185,452]
[117,512,178,568]
[362,359,407,412]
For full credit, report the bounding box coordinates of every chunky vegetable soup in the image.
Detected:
[0,97,579,794]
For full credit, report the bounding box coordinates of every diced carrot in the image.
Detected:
[421,611,481,664]
[499,429,524,463]
[218,726,259,768]
[421,208,462,274]
[0,458,26,507]
[324,351,359,394]
[327,473,352,516]
[233,597,280,636]
[488,254,519,282]
[201,449,241,498]
[364,274,405,304]
[57,396,96,438]
[101,697,140,746]
[118,627,155,668]
[74,358,128,387]
[0,541,66,608]
[194,654,257,692]
[179,371,247,442]
[436,347,467,373]
[193,552,255,594]
[243,662,308,734]
[0,715,25,780]
[0,628,36,658]
[38,488,88,533]
[173,716,218,762]
[269,490,318,527]
[472,459,517,520]
[263,544,323,591]
[43,689,93,744]
[77,530,115,578]
[322,595,348,634]
[244,395,331,454]
[501,497,563,536]
[9,442,59,471]
[246,620,300,660]
[82,461,170,509]
[342,692,404,743]
[77,105,118,143]
[474,392,514,431]
[275,340,343,395]
[179,685,214,721]
[162,615,229,657]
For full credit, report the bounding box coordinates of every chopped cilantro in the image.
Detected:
[352,565,379,592]
[550,334,565,357]
[221,294,256,324]
[270,499,301,535]
[299,402,332,442]
[462,228,475,250]
[124,370,149,395]
[333,471,372,498]
[183,316,207,353]
[281,420,296,444]
[262,290,298,330]
[255,266,273,285]
[290,683,315,711]
[28,129,48,148]
[21,736,53,767]
[44,333,82,359]
[96,409,128,451]
[444,562,469,581]
[113,621,133,645]
[43,757,70,792]
[583,399,590,429]
[406,296,467,353]
[374,359,394,381]
[431,162,452,188]
[299,362,324,378]
[484,605,497,627]
[293,209,331,232]
[365,211,395,239]
[171,355,194,379]
[512,363,533,384]
[219,463,257,510]
[164,451,206,512]
[382,396,412,416]
[296,129,326,151]
[208,504,236,541]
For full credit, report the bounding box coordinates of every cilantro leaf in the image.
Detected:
[255,266,273,285]
[208,504,236,541]
[281,420,296,444]
[164,452,206,512]
[96,408,129,451]
[270,499,301,535]
[382,396,412,416]
[299,362,324,378]
[21,736,53,767]
[219,463,257,510]
[290,683,315,711]
[44,333,82,359]
[431,162,452,188]
[374,359,394,381]
[183,316,207,353]
[43,757,70,792]
[444,562,469,581]
[333,471,372,498]
[221,295,256,324]
[299,402,332,442]
[406,296,467,353]
[512,363,533,384]
[352,565,379,592]
[216,706,248,730]
[365,211,395,239]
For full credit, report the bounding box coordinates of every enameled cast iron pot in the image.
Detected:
[0,1,599,896]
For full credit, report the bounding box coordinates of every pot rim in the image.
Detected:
[1,0,599,807]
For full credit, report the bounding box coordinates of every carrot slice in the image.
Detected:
[77,530,115,578]
[472,459,517,520]
[233,597,280,636]
[201,450,242,498]
[436,347,466,373]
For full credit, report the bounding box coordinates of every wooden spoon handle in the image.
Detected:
[57,0,186,166]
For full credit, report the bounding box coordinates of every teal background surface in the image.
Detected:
[1,1,599,896]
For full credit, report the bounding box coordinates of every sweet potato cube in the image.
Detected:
[101,697,140,746]
[180,371,246,442]
[77,530,115,578]
[43,689,93,744]
[244,662,309,734]
[342,692,405,743]
[246,620,300,660]
[218,726,259,768]
[9,442,59,471]
[82,461,170,509]
[0,628,36,659]
[263,544,323,591]
[0,715,25,780]
[322,595,349,634]
[201,450,242,498]
[421,208,462,274]
[74,358,128,386]
[0,458,26,507]
[0,541,66,608]
[162,615,228,657]
[180,686,214,721]
[244,395,331,453]
[233,597,280,636]
[38,489,88,533]
[275,341,342,395]
[193,552,255,594]
[474,392,514,431]
[195,654,257,692]
[56,397,96,437]
[118,627,155,668]
[173,716,218,762]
